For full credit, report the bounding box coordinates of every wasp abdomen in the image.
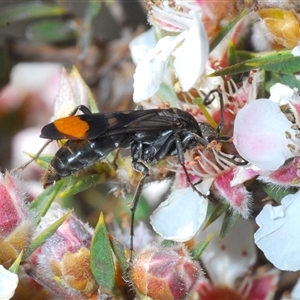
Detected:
[42,135,132,188]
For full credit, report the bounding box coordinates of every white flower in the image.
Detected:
[132,13,209,102]
[291,277,300,299]
[269,82,297,105]
[150,187,208,241]
[52,67,90,120]
[0,266,18,300]
[197,217,256,286]
[233,99,296,170]
[292,44,300,56]
[254,190,300,271]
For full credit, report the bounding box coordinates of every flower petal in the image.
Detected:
[0,266,18,300]
[129,29,156,65]
[230,165,260,186]
[233,99,294,170]
[197,217,256,286]
[254,190,300,271]
[269,82,295,105]
[173,13,209,91]
[133,34,185,102]
[150,187,207,241]
[292,45,300,56]
[291,277,300,299]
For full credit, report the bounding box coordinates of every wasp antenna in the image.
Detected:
[203,89,224,134]
[13,139,53,172]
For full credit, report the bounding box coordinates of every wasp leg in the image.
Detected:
[175,134,207,199]
[181,132,208,148]
[130,160,149,262]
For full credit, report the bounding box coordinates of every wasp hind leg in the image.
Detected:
[129,159,149,262]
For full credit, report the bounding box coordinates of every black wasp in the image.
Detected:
[39,89,246,257]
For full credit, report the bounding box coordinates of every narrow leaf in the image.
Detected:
[91,212,115,290]
[58,174,101,198]
[260,183,296,204]
[109,235,129,272]
[190,232,215,260]
[193,97,218,129]
[209,8,249,52]
[29,180,64,224]
[9,251,23,274]
[219,211,240,240]
[209,50,300,76]
[25,153,53,170]
[227,39,237,67]
[0,3,69,28]
[24,210,73,259]
[26,20,76,44]
[84,1,102,24]
[203,202,229,230]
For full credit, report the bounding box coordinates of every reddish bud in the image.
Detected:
[130,244,203,300]
[0,171,34,268]
[26,208,98,299]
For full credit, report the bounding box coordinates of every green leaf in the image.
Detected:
[209,50,300,76]
[24,210,73,259]
[26,153,53,170]
[265,72,300,92]
[193,97,218,129]
[91,212,115,291]
[209,8,249,52]
[190,233,214,260]
[219,211,240,240]
[26,20,76,44]
[29,180,64,224]
[161,240,175,247]
[58,174,101,198]
[0,3,69,28]
[110,236,129,272]
[9,251,23,274]
[260,183,297,204]
[227,39,237,67]
[84,1,102,24]
[203,202,229,230]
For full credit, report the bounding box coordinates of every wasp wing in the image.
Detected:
[40,109,180,140]
[40,114,110,140]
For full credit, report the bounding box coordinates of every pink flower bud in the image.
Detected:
[26,208,98,299]
[130,244,203,300]
[0,171,34,268]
